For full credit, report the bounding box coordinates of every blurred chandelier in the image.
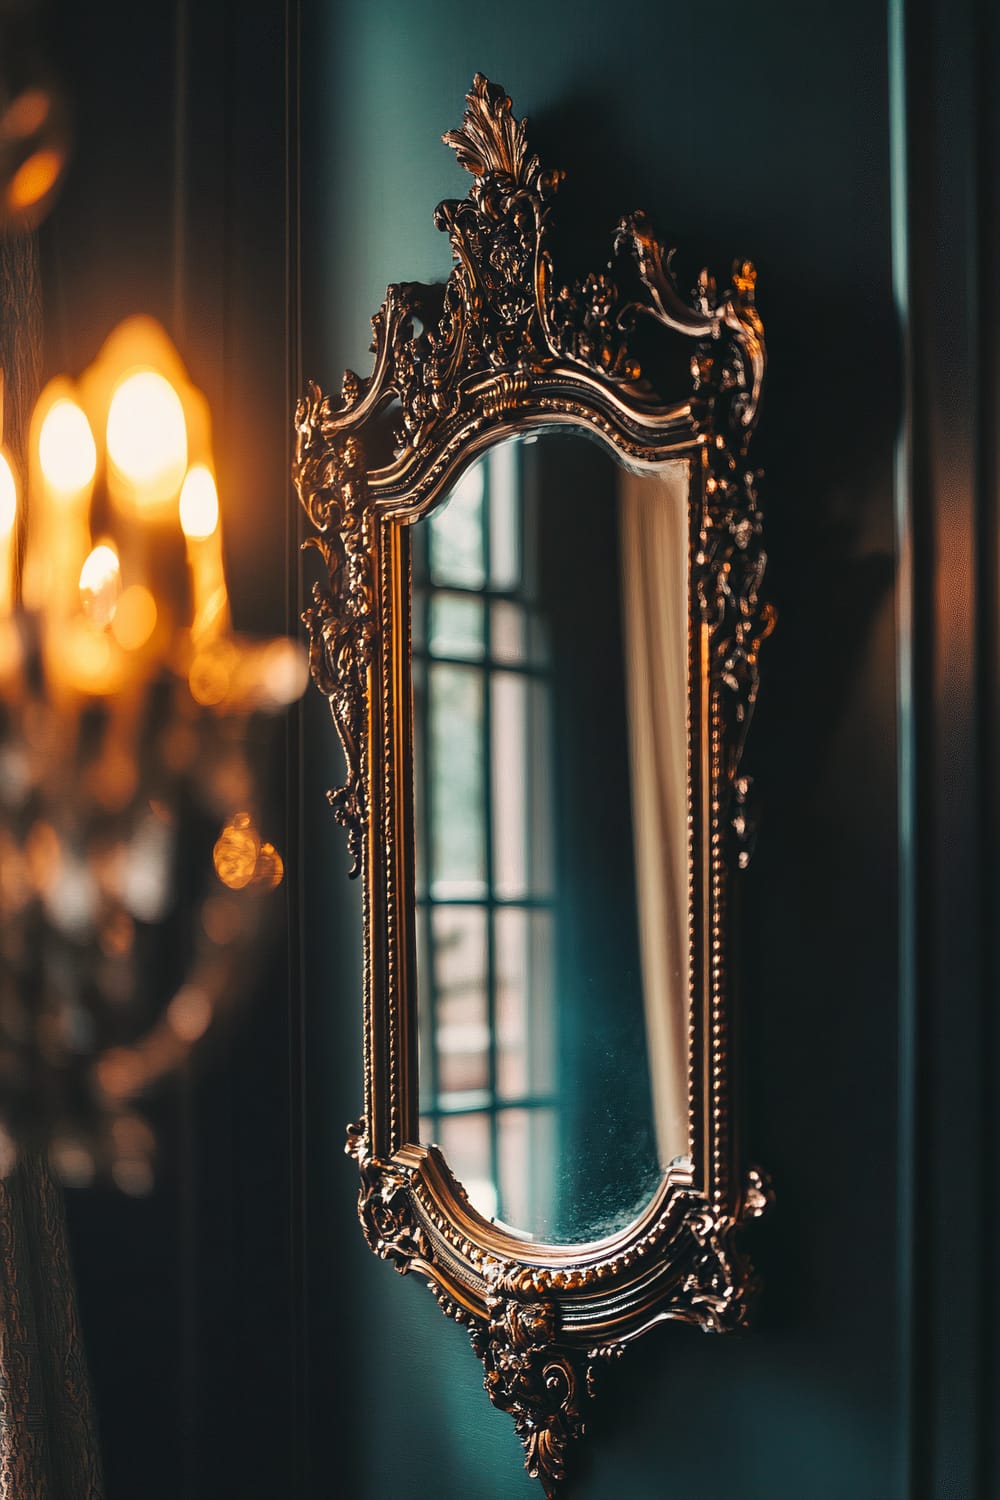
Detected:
[0,315,306,1192]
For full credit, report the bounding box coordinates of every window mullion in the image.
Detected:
[416,568,441,1143]
[482,456,501,1217]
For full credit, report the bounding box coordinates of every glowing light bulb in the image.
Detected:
[181,465,229,641]
[0,452,17,614]
[111,585,158,651]
[258,638,309,707]
[0,453,17,535]
[251,842,284,891]
[2,90,52,139]
[179,465,219,539]
[79,543,121,627]
[106,370,187,511]
[38,399,97,497]
[213,813,259,891]
[7,149,65,214]
[166,986,213,1043]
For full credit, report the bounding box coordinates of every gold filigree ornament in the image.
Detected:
[298,76,772,1494]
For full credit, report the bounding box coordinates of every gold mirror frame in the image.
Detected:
[294,75,772,1497]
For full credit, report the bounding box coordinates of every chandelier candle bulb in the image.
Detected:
[0,450,18,615]
[179,464,229,641]
[28,390,97,619]
[102,366,192,650]
[78,542,122,628]
[0,452,22,684]
[60,542,132,698]
[106,369,188,520]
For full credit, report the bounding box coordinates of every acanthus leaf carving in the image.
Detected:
[470,1270,593,1500]
[677,1208,758,1333]
[617,211,766,438]
[347,1123,431,1273]
[547,268,642,383]
[675,1172,775,1330]
[698,456,774,853]
[441,73,540,186]
[435,73,562,377]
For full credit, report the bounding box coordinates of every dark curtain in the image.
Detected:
[0,1156,102,1498]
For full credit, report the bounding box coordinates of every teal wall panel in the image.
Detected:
[48,0,997,1494]
[300,3,905,1497]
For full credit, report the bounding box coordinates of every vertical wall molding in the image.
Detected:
[894,0,993,1494]
[283,0,309,1491]
[977,0,1000,1494]
[888,4,917,1496]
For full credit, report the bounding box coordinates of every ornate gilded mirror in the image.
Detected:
[294,75,771,1496]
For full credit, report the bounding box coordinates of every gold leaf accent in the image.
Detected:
[442,73,533,183]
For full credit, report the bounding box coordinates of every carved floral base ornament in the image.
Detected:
[295,75,772,1495]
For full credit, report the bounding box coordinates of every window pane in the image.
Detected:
[416,906,433,1111]
[413,662,427,899]
[495,907,554,1098]
[488,443,520,589]
[412,587,426,651]
[498,1106,555,1232]
[431,906,489,1096]
[490,600,525,663]
[491,671,525,897]
[438,1112,497,1222]
[430,662,486,895]
[429,463,485,588]
[428,593,485,659]
[491,671,552,899]
[490,601,549,667]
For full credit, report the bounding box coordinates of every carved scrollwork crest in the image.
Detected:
[295,73,769,876]
[437,74,564,372]
[297,73,766,478]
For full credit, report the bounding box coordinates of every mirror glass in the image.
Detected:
[413,434,691,1245]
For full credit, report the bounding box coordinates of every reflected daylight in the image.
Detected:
[414,434,691,1245]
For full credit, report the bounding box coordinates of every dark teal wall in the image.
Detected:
[45,0,999,1495]
[300,4,905,1499]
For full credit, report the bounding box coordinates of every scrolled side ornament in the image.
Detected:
[294,385,376,877]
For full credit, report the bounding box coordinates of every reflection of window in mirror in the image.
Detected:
[530,437,664,1241]
[414,437,687,1244]
[415,443,556,1234]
